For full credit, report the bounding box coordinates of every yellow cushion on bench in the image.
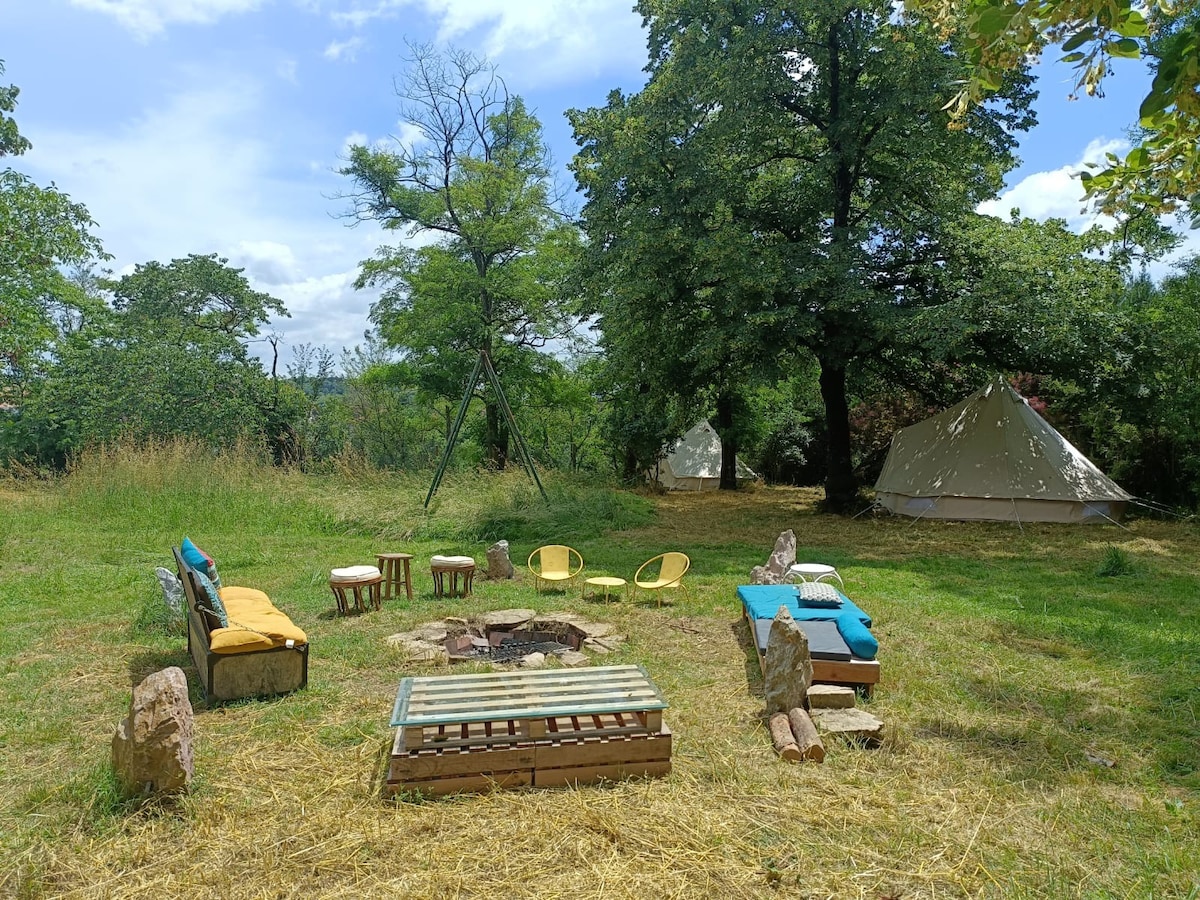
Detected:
[209,586,308,654]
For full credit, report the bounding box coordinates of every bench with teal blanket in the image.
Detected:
[737,584,879,660]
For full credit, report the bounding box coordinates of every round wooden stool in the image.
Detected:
[330,565,383,614]
[430,555,476,598]
[375,552,414,602]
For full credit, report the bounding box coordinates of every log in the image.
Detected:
[768,712,802,762]
[787,707,826,762]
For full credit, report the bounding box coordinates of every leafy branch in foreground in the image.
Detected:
[907,0,1200,222]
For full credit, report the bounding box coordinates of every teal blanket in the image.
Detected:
[737,584,878,660]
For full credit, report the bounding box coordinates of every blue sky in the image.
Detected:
[4,0,1187,369]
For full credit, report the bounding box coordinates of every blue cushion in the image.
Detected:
[834,612,878,659]
[192,569,228,629]
[737,584,878,660]
[181,537,212,571]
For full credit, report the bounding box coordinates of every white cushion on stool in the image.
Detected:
[331,565,381,582]
[431,555,475,568]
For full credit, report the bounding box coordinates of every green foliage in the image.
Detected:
[341,45,580,469]
[908,0,1200,222]
[0,60,31,157]
[4,255,290,468]
[571,0,1036,507]
[1097,544,1137,576]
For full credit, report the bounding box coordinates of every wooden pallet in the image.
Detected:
[386,664,672,796]
[742,603,881,695]
[386,724,673,797]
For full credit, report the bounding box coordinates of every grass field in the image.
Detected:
[1,444,1197,899]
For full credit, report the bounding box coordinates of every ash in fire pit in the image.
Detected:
[444,624,584,664]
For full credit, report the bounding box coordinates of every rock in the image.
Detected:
[386,634,449,664]
[569,620,614,639]
[479,609,536,629]
[807,684,856,709]
[518,652,546,668]
[486,541,515,579]
[112,667,194,797]
[583,638,612,655]
[585,634,626,653]
[763,606,813,714]
[810,707,884,745]
[413,622,450,643]
[558,650,590,668]
[752,530,797,585]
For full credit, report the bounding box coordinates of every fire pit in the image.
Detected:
[444,625,585,663]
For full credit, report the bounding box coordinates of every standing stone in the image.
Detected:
[112,667,194,797]
[486,541,515,579]
[763,606,813,714]
[751,530,797,585]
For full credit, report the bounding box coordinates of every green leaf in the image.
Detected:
[1062,28,1095,52]
[1061,52,1088,64]
[1105,38,1141,60]
[1139,87,1171,122]
[972,5,1015,37]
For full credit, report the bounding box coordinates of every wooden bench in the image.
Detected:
[174,548,309,702]
[386,664,672,796]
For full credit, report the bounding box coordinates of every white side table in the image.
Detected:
[785,563,844,590]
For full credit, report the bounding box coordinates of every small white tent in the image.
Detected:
[874,376,1131,523]
[650,421,756,491]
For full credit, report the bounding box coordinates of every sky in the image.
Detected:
[3,0,1191,370]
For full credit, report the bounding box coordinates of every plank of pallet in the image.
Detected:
[534,730,672,770]
[385,770,532,798]
[532,760,672,789]
[391,745,539,781]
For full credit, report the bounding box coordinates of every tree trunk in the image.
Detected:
[622,445,641,484]
[716,393,739,490]
[819,360,857,513]
[484,400,508,470]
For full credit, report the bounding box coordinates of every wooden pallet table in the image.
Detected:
[386,664,672,797]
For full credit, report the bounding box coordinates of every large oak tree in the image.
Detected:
[571,0,1035,508]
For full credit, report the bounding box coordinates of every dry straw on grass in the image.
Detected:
[2,471,1197,899]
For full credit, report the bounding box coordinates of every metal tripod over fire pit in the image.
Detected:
[425,349,547,507]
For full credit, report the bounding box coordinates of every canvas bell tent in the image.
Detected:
[874,376,1131,523]
[649,421,756,491]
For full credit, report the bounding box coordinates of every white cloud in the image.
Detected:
[69,0,266,38]
[19,72,387,368]
[978,138,1129,231]
[277,58,299,83]
[327,0,645,83]
[324,36,366,62]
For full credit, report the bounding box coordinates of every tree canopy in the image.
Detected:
[572,0,1038,508]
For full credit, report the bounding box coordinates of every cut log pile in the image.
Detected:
[763,605,884,764]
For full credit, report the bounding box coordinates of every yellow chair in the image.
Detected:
[527,545,584,592]
[634,552,690,605]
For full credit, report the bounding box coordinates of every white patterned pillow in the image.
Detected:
[797,582,842,606]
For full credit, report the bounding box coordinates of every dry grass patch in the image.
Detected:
[0,456,1196,899]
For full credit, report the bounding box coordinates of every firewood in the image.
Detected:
[768,712,802,762]
[787,707,826,762]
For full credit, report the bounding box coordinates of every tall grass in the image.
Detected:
[1,450,1197,898]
